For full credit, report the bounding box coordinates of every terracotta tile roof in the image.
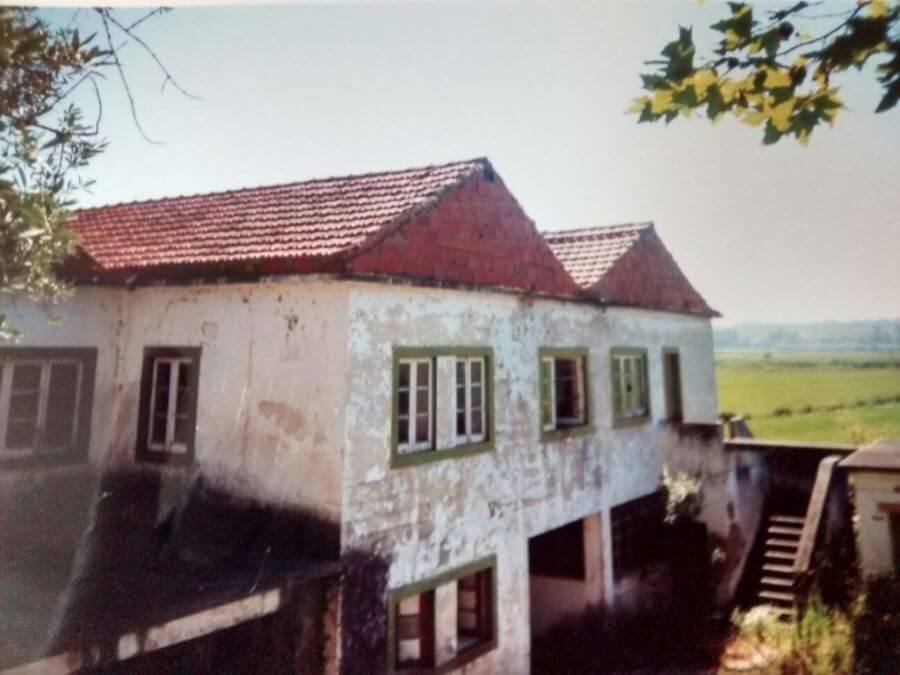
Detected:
[70,159,486,271]
[543,223,719,317]
[542,223,651,288]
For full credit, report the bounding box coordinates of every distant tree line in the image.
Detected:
[714,319,900,351]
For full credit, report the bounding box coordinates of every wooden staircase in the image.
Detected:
[757,513,804,619]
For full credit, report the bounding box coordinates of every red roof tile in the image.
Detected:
[543,223,650,288]
[70,159,486,271]
[544,223,719,317]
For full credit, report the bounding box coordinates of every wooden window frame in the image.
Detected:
[0,347,96,468]
[610,347,651,428]
[611,491,665,580]
[662,347,683,423]
[391,347,494,469]
[455,356,486,446]
[456,567,494,653]
[394,589,436,670]
[396,357,434,454]
[136,346,201,464]
[539,347,592,442]
[387,555,498,674]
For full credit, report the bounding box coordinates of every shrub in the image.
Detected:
[661,466,702,525]
[731,596,854,674]
[772,406,794,417]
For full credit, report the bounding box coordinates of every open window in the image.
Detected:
[456,567,494,654]
[539,348,589,440]
[0,348,96,465]
[392,348,493,468]
[137,347,201,463]
[611,347,650,426]
[389,556,497,673]
[394,590,435,671]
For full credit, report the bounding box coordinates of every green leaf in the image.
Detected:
[762,121,783,145]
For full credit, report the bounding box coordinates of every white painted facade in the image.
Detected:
[848,471,900,579]
[3,276,753,673]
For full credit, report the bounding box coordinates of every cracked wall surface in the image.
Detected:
[342,282,718,671]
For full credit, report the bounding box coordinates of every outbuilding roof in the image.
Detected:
[841,438,900,472]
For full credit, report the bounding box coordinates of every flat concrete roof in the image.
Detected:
[840,438,900,472]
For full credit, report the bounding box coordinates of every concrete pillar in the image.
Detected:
[583,513,604,606]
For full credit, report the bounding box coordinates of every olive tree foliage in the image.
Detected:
[0,7,187,340]
[630,1,900,144]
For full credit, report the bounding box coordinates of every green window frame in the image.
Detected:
[538,347,592,442]
[387,555,498,674]
[391,347,494,469]
[610,347,651,427]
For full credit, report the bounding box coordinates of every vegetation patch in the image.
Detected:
[716,350,900,443]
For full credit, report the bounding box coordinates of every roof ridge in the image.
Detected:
[542,222,654,239]
[72,157,488,214]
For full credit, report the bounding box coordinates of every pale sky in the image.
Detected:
[46,2,900,324]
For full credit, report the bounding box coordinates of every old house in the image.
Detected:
[0,159,765,673]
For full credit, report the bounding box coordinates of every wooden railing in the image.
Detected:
[793,455,843,575]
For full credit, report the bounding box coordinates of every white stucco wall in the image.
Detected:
[5,278,725,673]
[2,279,350,517]
[850,471,900,578]
[340,283,718,673]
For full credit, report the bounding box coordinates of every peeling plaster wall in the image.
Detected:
[341,283,718,672]
[3,280,350,518]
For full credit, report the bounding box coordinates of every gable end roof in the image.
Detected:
[544,223,719,317]
[69,159,488,274]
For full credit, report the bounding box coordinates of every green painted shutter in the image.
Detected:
[540,358,552,428]
[611,355,622,420]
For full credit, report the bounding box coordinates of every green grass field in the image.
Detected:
[716,350,900,444]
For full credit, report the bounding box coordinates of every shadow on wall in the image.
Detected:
[0,465,348,671]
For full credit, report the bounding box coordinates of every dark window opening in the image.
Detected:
[611,491,664,579]
[529,519,586,579]
[137,346,201,463]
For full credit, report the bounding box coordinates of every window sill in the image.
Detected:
[434,639,497,674]
[390,439,494,469]
[394,639,497,674]
[540,424,593,443]
[612,415,652,429]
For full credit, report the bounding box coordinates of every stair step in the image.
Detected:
[770,515,805,525]
[768,525,803,537]
[759,590,796,604]
[763,563,796,575]
[761,575,795,588]
[765,550,797,561]
[766,538,801,549]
